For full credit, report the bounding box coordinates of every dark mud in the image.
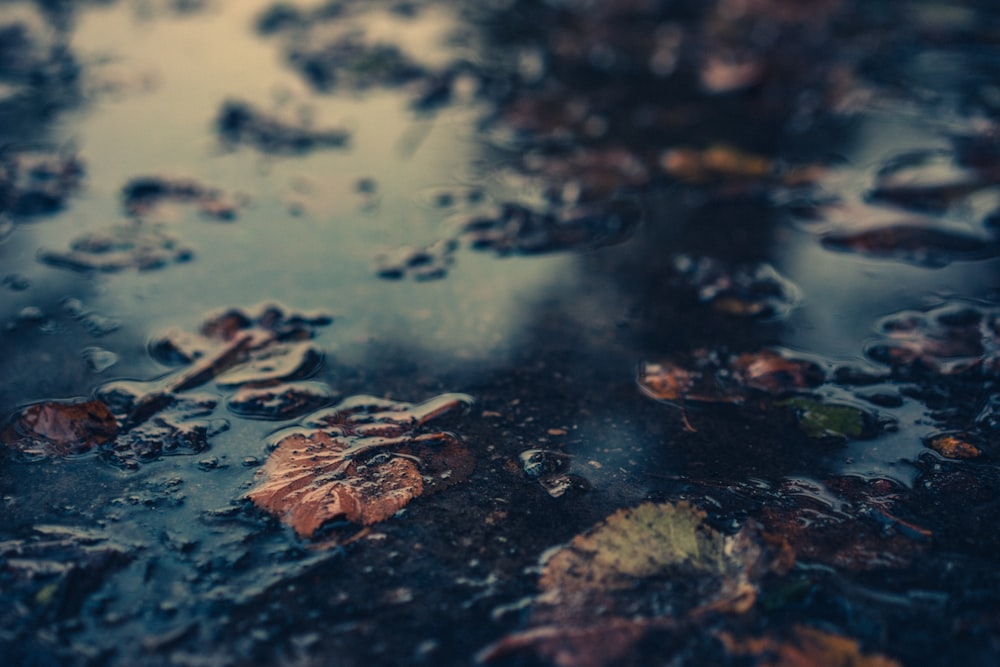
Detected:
[2,1,1000,666]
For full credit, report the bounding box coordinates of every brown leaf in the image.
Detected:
[821,225,996,267]
[481,503,782,666]
[1,400,118,457]
[865,303,996,376]
[925,433,983,460]
[719,625,901,667]
[149,303,332,392]
[248,393,474,538]
[638,348,824,405]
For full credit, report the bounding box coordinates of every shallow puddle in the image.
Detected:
[3,1,1000,666]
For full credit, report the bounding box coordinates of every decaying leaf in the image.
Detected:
[761,476,929,571]
[0,525,132,633]
[480,502,786,666]
[639,348,824,405]
[1,399,118,457]
[660,145,825,191]
[248,393,474,538]
[0,149,84,217]
[226,381,336,420]
[216,99,350,154]
[38,222,194,273]
[821,225,997,267]
[865,303,997,376]
[148,303,332,392]
[122,175,244,220]
[867,149,992,214]
[672,255,802,319]
[777,397,873,440]
[719,625,901,667]
[457,199,641,257]
[925,433,983,460]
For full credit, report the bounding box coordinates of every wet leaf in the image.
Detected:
[481,502,785,666]
[38,222,194,273]
[148,303,332,392]
[0,149,84,217]
[216,99,350,154]
[868,149,991,214]
[865,303,996,376]
[925,433,983,460]
[247,393,474,538]
[0,526,132,632]
[777,397,871,439]
[639,348,824,405]
[457,199,641,256]
[821,225,997,267]
[374,239,456,281]
[719,625,901,667]
[760,477,928,571]
[673,255,802,319]
[226,381,336,420]
[1,399,118,457]
[122,175,244,220]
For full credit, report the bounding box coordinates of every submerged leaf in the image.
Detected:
[1,399,118,457]
[248,393,474,538]
[778,397,871,439]
[925,433,983,460]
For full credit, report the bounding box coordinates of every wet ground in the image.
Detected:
[3,1,1000,665]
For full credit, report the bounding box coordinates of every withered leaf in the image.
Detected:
[925,433,983,460]
[38,222,194,273]
[1,399,118,457]
[672,255,802,319]
[226,381,336,420]
[639,348,824,405]
[719,625,901,667]
[481,503,783,667]
[761,476,929,571]
[148,303,332,392]
[216,99,351,155]
[865,303,997,376]
[122,175,243,220]
[248,393,474,538]
[821,225,996,267]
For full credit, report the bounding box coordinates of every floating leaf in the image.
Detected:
[148,303,332,392]
[374,239,456,281]
[122,175,243,220]
[868,149,990,213]
[925,433,983,460]
[821,225,996,267]
[1,399,118,457]
[226,381,336,420]
[865,303,996,376]
[719,625,901,667]
[248,393,474,538]
[481,502,785,666]
[216,99,350,154]
[672,255,802,319]
[778,397,872,439]
[639,348,824,405]
[0,149,84,217]
[38,222,194,273]
[457,199,641,256]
